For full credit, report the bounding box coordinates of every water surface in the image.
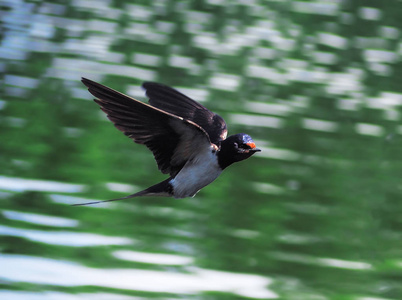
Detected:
[1,0,402,299]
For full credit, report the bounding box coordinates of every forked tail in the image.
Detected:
[71,177,173,206]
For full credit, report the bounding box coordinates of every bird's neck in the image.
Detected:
[217,140,236,170]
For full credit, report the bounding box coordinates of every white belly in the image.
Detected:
[170,150,222,198]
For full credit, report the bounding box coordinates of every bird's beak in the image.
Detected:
[246,142,261,153]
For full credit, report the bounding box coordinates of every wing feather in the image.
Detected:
[143,82,228,144]
[82,78,213,176]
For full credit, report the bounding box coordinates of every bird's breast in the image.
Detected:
[170,149,222,198]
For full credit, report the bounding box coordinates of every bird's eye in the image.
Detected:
[234,142,250,153]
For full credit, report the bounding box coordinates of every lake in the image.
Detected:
[1,0,402,299]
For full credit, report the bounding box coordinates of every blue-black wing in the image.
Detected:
[82,78,212,177]
[143,82,227,145]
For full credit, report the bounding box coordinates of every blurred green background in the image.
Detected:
[1,0,402,299]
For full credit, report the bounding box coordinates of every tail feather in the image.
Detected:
[72,178,173,206]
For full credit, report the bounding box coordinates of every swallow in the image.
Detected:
[73,78,260,206]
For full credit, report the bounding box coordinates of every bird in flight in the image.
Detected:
[74,78,260,206]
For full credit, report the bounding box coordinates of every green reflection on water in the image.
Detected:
[1,0,402,299]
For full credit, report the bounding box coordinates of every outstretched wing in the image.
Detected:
[142,82,227,145]
[82,78,213,176]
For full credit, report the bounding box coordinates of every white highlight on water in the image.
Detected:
[0,254,278,299]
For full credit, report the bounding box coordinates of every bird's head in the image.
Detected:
[218,133,261,169]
